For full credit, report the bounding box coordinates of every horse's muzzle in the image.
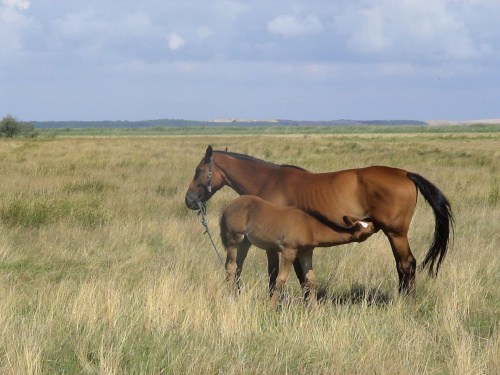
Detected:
[185,192,200,210]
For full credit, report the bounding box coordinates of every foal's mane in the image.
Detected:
[214,151,308,171]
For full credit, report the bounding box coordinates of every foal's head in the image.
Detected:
[353,221,376,242]
[185,145,220,210]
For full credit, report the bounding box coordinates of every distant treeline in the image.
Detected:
[31,119,427,129]
[32,119,203,128]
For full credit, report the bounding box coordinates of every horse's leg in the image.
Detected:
[270,248,298,310]
[386,232,417,296]
[234,238,251,292]
[292,258,307,297]
[298,251,318,309]
[266,250,280,297]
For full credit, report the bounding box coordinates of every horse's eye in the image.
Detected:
[194,168,202,179]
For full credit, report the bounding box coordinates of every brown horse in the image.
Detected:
[185,146,453,296]
[220,195,376,309]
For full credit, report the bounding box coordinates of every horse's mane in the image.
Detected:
[215,151,308,171]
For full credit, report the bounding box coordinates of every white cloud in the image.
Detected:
[0,0,32,60]
[267,14,322,37]
[213,0,248,19]
[54,10,156,42]
[335,0,492,60]
[197,26,214,40]
[168,33,185,50]
[121,12,153,37]
[54,11,103,40]
[349,7,390,53]
[2,1,499,121]
[2,0,29,9]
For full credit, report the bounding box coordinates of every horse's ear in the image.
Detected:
[204,145,213,163]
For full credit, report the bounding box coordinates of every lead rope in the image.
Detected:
[197,201,225,265]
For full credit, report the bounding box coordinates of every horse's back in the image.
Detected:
[356,165,411,188]
[291,166,416,230]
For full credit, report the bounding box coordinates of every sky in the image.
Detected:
[1,0,499,122]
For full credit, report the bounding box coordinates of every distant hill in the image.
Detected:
[425,119,500,126]
[31,118,500,129]
[31,119,428,128]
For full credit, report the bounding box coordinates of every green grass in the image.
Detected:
[36,123,500,137]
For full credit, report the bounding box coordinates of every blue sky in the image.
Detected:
[1,0,499,121]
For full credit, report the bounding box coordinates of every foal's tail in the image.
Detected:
[219,212,229,250]
[407,172,454,277]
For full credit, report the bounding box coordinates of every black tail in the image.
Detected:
[406,172,454,276]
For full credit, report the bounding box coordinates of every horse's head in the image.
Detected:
[352,221,377,242]
[185,145,222,210]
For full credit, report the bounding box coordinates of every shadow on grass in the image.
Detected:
[317,282,393,306]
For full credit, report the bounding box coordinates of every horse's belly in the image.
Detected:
[308,199,367,227]
[245,232,282,252]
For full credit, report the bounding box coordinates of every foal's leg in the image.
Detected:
[386,232,416,296]
[299,250,318,309]
[270,248,298,310]
[225,243,239,296]
[234,238,251,292]
[225,236,251,296]
[225,233,246,296]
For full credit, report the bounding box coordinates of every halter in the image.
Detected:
[184,154,214,205]
[196,154,224,265]
[206,155,213,193]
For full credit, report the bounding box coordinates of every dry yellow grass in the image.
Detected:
[0,133,498,374]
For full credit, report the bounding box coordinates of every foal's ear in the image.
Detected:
[204,145,213,163]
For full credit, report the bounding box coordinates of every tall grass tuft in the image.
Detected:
[0,194,109,229]
[1,197,54,227]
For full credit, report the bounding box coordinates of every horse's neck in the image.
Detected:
[216,154,280,196]
[309,217,353,247]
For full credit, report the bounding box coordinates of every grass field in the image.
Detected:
[0,131,499,374]
[37,123,500,137]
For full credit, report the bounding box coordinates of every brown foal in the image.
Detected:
[220,195,376,309]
